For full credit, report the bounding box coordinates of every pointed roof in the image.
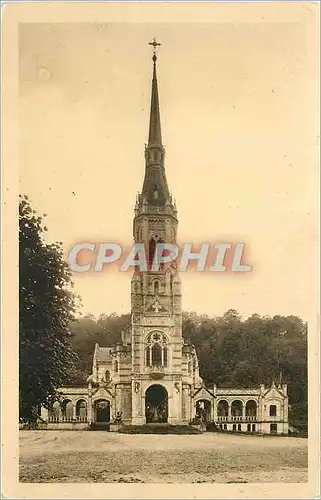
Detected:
[194,385,215,399]
[148,55,162,147]
[140,46,172,208]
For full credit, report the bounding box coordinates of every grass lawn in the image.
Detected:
[19,430,308,483]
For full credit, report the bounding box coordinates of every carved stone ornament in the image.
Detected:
[132,314,140,323]
[148,219,165,230]
[146,296,167,314]
[134,382,140,393]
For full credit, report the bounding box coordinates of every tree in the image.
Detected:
[19,195,79,423]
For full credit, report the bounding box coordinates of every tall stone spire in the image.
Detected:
[141,38,171,208]
[148,53,162,147]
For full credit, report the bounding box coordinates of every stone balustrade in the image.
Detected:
[217,415,257,422]
[48,416,87,423]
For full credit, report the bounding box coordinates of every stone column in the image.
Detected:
[242,403,246,420]
[284,398,288,422]
[87,397,93,424]
[72,403,77,420]
[131,380,144,425]
[228,403,232,420]
[168,382,182,424]
[213,398,217,422]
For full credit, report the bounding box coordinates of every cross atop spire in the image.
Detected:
[148,37,162,61]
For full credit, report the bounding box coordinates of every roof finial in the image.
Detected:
[149,37,162,62]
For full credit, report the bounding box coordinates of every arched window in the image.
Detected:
[62,399,73,419]
[52,401,61,419]
[149,235,165,270]
[231,400,243,417]
[76,400,87,420]
[217,400,228,417]
[154,280,160,294]
[105,370,110,382]
[114,360,119,373]
[149,237,156,269]
[145,332,168,367]
[245,400,257,417]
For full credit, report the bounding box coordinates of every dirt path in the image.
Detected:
[19,431,308,483]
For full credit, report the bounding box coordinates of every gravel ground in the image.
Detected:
[19,431,308,483]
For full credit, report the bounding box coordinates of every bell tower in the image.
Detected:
[131,40,184,425]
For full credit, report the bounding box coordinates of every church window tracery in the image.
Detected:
[145,332,168,367]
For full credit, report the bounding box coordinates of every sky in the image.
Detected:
[19,15,319,322]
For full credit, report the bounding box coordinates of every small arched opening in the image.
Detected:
[148,235,165,270]
[245,400,257,418]
[94,399,110,423]
[231,400,243,418]
[154,280,160,294]
[195,399,211,423]
[76,399,87,421]
[61,399,73,420]
[217,399,229,417]
[50,401,61,421]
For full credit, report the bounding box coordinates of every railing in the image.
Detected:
[146,365,166,379]
[48,416,87,423]
[217,415,257,422]
[266,415,279,421]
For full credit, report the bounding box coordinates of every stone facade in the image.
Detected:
[40,49,288,435]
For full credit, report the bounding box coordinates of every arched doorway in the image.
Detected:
[145,385,168,423]
[94,399,110,423]
[195,399,211,423]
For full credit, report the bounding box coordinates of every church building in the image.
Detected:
[41,42,289,435]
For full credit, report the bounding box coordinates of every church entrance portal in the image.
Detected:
[145,385,168,423]
[95,400,110,423]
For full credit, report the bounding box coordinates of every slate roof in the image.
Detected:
[96,347,112,362]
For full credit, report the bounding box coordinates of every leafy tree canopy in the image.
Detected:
[19,195,79,422]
